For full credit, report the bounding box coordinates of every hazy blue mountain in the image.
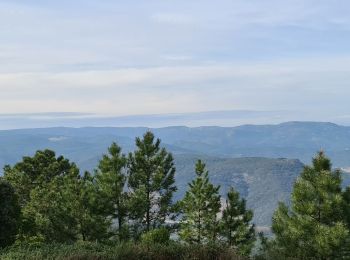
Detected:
[1,121,350,167]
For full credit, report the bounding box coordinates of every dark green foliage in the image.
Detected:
[0,180,21,248]
[220,187,255,256]
[342,186,350,230]
[3,150,77,207]
[95,142,128,240]
[4,150,81,243]
[22,173,79,243]
[128,131,177,234]
[180,160,221,244]
[271,151,349,259]
[67,171,111,242]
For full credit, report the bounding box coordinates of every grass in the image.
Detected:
[0,241,246,260]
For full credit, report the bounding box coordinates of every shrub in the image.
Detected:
[140,227,170,245]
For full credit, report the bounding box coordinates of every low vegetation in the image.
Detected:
[0,242,244,260]
[1,131,350,259]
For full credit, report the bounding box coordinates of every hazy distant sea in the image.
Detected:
[0,110,348,130]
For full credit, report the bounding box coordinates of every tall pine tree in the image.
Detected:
[220,187,255,256]
[179,160,221,244]
[95,142,128,240]
[272,151,349,259]
[128,131,177,235]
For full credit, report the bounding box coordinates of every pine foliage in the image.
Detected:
[272,151,349,259]
[95,143,128,240]
[220,187,255,256]
[180,160,221,244]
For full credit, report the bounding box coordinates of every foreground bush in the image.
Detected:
[140,227,170,245]
[0,241,246,260]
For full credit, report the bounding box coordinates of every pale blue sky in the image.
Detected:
[1,0,350,123]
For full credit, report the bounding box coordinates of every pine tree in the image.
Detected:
[128,131,177,235]
[179,160,221,244]
[95,142,128,240]
[220,187,255,256]
[272,151,349,259]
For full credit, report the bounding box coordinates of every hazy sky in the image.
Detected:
[1,0,350,120]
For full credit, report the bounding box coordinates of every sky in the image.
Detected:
[1,0,350,125]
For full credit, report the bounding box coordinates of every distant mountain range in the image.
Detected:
[1,121,350,227]
[1,121,349,166]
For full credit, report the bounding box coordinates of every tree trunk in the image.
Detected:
[117,199,123,240]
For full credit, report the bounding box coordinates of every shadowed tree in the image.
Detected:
[0,180,21,248]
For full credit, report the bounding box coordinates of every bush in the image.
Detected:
[140,227,170,245]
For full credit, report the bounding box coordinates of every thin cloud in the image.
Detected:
[162,55,193,61]
[1,57,350,115]
[151,13,194,25]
